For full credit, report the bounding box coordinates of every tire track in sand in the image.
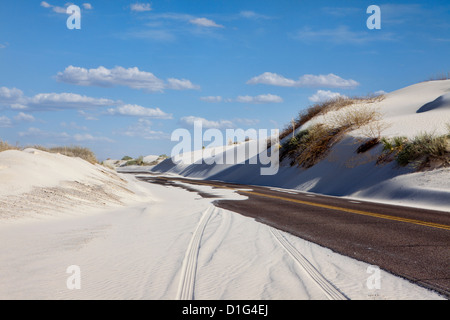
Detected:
[270,228,348,300]
[176,206,214,300]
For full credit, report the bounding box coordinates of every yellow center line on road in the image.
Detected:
[240,190,450,231]
[154,177,450,231]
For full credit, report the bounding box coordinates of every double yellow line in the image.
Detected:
[155,176,450,231]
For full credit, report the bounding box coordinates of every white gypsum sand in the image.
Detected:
[1,79,449,300]
[0,148,147,222]
[0,171,444,300]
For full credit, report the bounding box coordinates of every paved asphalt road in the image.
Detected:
[132,173,450,298]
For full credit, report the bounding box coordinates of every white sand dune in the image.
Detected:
[143,155,160,163]
[103,154,167,171]
[147,80,450,212]
[375,80,450,138]
[416,93,450,113]
[0,148,149,221]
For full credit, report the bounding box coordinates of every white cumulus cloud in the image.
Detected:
[308,90,347,103]
[200,96,223,103]
[0,116,12,128]
[200,94,283,104]
[40,1,52,8]
[18,127,70,139]
[119,119,169,140]
[131,3,152,12]
[40,1,69,14]
[107,104,172,119]
[235,94,283,104]
[247,72,359,89]
[374,90,387,96]
[28,92,115,109]
[0,86,141,112]
[189,18,224,28]
[56,66,200,92]
[73,133,113,143]
[166,78,200,90]
[0,87,26,104]
[14,112,35,122]
[247,72,297,87]
[239,11,271,20]
[180,116,234,129]
[2,87,114,110]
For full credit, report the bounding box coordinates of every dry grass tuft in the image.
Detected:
[280,99,385,168]
[0,140,19,152]
[426,72,450,81]
[325,104,383,131]
[1,141,98,164]
[293,124,347,169]
[279,95,384,142]
[47,146,98,164]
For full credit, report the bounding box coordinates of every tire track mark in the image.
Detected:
[176,206,214,300]
[270,228,348,300]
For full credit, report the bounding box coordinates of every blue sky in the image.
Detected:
[1,0,449,160]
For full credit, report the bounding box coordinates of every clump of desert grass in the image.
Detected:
[378,129,450,170]
[47,146,98,164]
[426,72,450,82]
[280,97,385,169]
[124,156,146,166]
[281,124,347,168]
[0,140,98,164]
[0,140,19,152]
[279,94,384,141]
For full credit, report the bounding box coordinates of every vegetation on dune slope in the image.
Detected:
[279,95,385,169]
[279,95,449,172]
[0,140,19,152]
[378,129,450,170]
[0,141,98,164]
